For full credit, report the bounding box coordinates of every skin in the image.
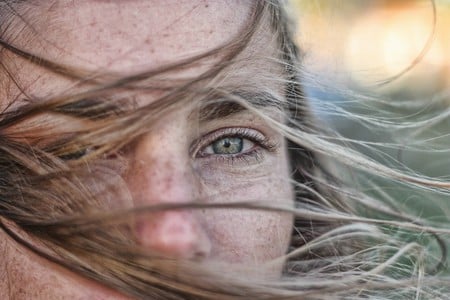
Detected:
[0,1,294,299]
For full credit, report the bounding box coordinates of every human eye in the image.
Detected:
[46,138,99,162]
[193,127,277,165]
[59,147,94,161]
[57,145,123,162]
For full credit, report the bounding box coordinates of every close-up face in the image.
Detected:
[0,1,294,299]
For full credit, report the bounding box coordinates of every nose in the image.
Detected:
[126,129,211,260]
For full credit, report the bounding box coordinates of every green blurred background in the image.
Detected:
[291,0,450,275]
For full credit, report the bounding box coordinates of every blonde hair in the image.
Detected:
[0,0,449,299]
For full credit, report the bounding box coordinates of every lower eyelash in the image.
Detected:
[219,148,265,166]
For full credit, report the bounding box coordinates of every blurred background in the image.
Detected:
[291,0,450,274]
[291,0,450,194]
[293,0,450,97]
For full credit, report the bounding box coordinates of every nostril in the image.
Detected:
[135,211,211,260]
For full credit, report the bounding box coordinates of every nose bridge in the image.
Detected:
[132,127,196,205]
[128,126,211,259]
[144,156,194,205]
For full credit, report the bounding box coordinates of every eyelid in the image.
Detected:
[190,127,277,158]
[58,146,94,161]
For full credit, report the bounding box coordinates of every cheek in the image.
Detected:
[82,161,134,210]
[204,209,294,264]
[201,170,294,265]
[0,229,129,300]
[195,144,294,265]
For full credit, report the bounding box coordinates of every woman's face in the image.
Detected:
[0,1,294,299]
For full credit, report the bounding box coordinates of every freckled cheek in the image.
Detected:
[197,163,294,204]
[196,158,293,197]
[193,152,294,262]
[0,230,130,300]
[203,209,294,264]
[201,178,294,263]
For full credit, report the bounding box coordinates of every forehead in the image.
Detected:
[2,0,284,109]
[36,0,252,72]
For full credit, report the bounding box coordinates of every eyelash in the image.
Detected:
[59,128,277,166]
[58,145,99,161]
[192,127,277,165]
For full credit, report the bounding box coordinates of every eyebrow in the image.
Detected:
[198,91,284,122]
[51,91,284,122]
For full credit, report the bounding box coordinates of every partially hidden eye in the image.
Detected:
[59,148,90,160]
[204,136,255,155]
[59,147,93,161]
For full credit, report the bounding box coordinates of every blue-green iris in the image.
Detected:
[212,137,243,154]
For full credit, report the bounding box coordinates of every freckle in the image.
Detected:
[209,30,213,34]
[205,4,209,8]
[162,33,169,38]
[163,178,171,191]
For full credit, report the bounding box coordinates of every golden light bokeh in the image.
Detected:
[293,0,450,97]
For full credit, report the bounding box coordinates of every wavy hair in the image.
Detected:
[0,0,449,299]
